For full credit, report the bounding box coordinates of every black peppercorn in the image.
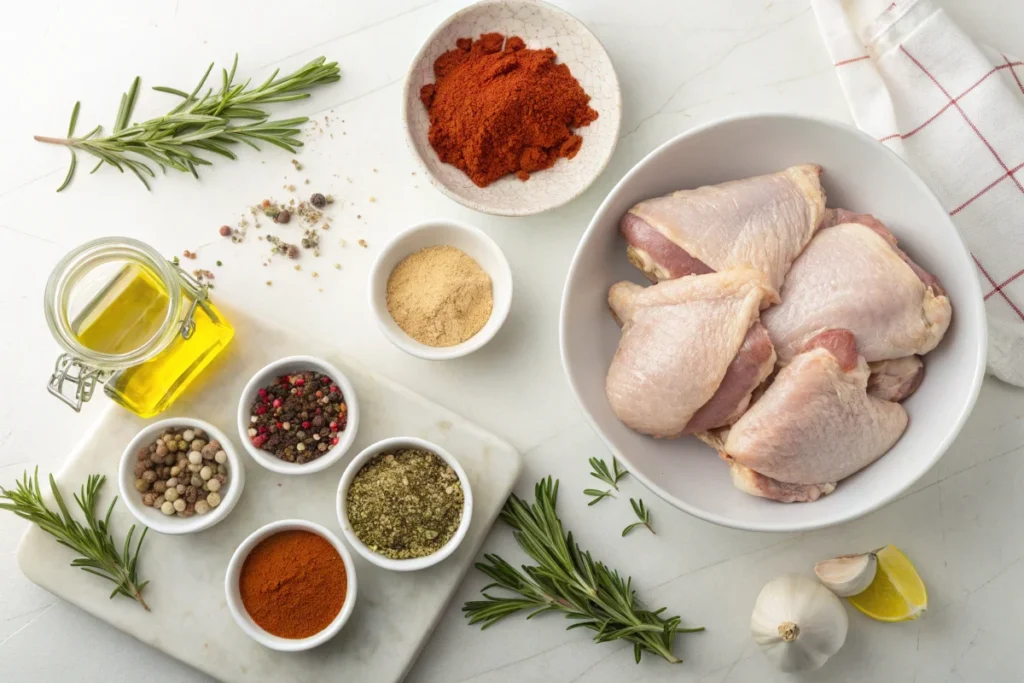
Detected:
[310,193,327,208]
[275,210,291,224]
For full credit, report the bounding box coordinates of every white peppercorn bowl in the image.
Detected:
[118,417,245,535]
[225,519,357,651]
[368,219,513,360]
[336,436,474,572]
[236,355,360,475]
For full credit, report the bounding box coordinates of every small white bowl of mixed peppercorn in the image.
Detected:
[336,436,473,571]
[236,355,360,475]
[118,418,246,535]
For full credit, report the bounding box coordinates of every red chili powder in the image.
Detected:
[419,33,599,187]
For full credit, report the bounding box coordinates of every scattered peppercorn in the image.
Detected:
[216,260,223,267]
[247,370,349,464]
[219,225,233,237]
[310,193,327,208]
[275,210,291,224]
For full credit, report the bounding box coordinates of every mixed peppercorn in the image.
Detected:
[247,370,348,464]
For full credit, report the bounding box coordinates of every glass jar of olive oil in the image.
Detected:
[44,237,234,417]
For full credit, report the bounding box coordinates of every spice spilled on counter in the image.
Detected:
[386,246,492,347]
[420,33,598,187]
[239,530,347,638]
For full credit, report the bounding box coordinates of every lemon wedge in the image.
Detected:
[848,545,927,622]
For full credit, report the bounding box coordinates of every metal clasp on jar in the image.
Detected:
[47,261,214,411]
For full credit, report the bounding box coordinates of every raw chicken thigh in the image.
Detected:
[867,356,925,403]
[620,164,826,294]
[605,270,776,439]
[762,211,951,364]
[721,330,908,502]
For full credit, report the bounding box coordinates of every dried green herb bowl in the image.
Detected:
[336,437,473,572]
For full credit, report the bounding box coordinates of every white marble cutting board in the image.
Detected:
[15,305,522,683]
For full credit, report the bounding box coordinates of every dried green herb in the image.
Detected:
[464,478,701,664]
[346,449,464,559]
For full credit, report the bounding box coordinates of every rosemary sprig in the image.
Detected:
[622,498,654,536]
[464,477,701,664]
[35,55,340,191]
[588,456,627,490]
[0,468,150,610]
[583,488,615,506]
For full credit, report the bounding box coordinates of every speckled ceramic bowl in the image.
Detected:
[403,0,622,216]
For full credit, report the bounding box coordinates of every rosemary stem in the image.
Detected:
[33,135,73,145]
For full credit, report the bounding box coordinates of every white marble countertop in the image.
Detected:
[1,1,1021,681]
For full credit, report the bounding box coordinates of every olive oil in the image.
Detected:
[73,264,233,417]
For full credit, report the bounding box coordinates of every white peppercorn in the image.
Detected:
[164,487,180,502]
[166,477,179,488]
[160,501,175,515]
[188,451,202,465]
[215,451,227,464]
[172,499,186,512]
[200,466,213,481]
[182,429,195,442]
[191,475,203,488]
[207,492,221,508]
[195,500,211,515]
[207,478,221,493]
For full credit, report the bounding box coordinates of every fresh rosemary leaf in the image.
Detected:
[35,55,340,191]
[622,498,654,536]
[463,478,701,664]
[0,468,151,610]
[588,456,628,490]
[583,488,614,506]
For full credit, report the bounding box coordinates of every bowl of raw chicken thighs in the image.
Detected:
[560,113,986,532]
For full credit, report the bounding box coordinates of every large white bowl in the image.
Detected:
[560,113,987,532]
[403,0,621,216]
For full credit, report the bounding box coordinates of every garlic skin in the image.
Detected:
[815,551,878,597]
[751,574,848,673]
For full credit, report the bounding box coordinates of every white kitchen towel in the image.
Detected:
[812,0,1024,386]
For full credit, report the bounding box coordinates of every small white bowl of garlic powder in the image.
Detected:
[368,220,512,361]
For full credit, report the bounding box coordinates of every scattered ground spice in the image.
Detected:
[346,448,464,560]
[247,370,349,465]
[358,239,368,248]
[420,33,598,186]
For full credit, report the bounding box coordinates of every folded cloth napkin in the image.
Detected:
[812,0,1024,386]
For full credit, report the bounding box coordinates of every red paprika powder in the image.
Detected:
[420,32,599,187]
[239,530,348,639]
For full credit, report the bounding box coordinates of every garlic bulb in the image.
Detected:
[751,574,848,673]
[814,551,878,597]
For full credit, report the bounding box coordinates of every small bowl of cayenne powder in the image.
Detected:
[236,355,360,475]
[369,220,512,361]
[337,437,473,571]
[225,519,356,651]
